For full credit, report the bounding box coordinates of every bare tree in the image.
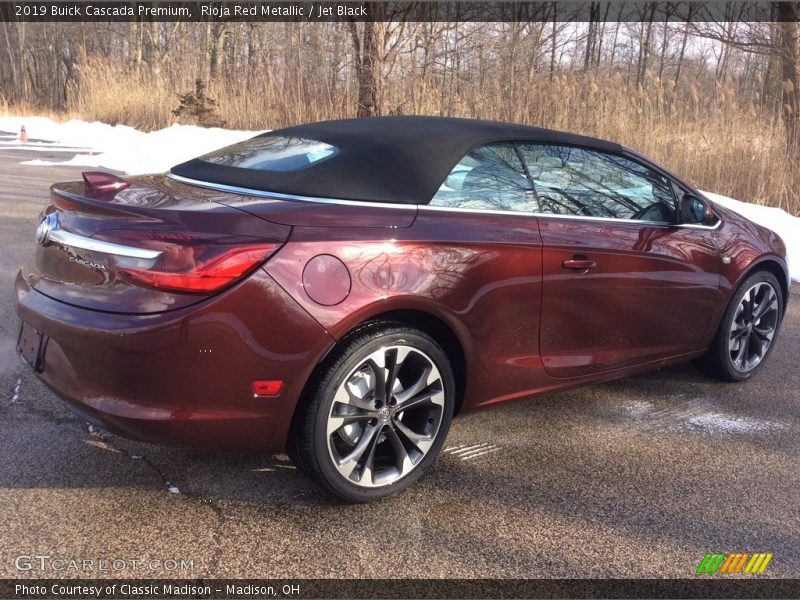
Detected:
[777,2,799,143]
[635,3,658,88]
[348,2,386,117]
[207,23,226,82]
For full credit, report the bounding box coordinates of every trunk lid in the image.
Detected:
[27,174,291,314]
[168,174,418,229]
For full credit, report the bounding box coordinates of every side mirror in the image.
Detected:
[680,194,716,226]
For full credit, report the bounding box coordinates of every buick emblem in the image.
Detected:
[35,214,58,246]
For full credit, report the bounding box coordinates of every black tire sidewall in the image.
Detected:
[311,327,455,502]
[718,271,784,381]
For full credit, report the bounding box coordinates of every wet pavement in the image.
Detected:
[0,149,798,579]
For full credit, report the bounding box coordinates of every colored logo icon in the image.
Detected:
[696,552,773,574]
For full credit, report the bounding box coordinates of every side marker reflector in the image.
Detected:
[252,380,284,397]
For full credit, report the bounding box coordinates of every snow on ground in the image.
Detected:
[1,116,797,281]
[0,115,262,174]
[618,398,784,435]
[702,191,800,282]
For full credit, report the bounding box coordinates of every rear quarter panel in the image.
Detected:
[264,209,545,411]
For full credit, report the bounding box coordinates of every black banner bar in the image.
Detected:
[0,1,799,23]
[3,579,800,599]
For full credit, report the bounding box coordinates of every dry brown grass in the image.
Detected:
[9,59,800,215]
[71,60,175,128]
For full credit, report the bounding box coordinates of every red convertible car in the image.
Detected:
[15,116,788,501]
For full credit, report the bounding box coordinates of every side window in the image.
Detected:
[517,144,677,222]
[430,143,535,212]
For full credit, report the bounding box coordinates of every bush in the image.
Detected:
[172,79,227,128]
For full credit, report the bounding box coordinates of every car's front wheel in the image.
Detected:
[696,270,784,381]
[289,322,455,502]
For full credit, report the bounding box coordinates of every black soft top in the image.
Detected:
[171,116,623,205]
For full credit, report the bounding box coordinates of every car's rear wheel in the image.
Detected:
[288,322,455,502]
[695,270,784,382]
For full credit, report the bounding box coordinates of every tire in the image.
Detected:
[288,322,455,503]
[695,270,784,382]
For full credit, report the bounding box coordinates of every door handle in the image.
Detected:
[561,257,596,270]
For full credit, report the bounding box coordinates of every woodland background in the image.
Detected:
[1,3,799,213]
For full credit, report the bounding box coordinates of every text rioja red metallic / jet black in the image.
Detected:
[15,116,789,501]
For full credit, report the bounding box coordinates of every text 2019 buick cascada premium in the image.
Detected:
[16,116,788,501]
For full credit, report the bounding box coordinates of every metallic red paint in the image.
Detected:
[82,171,129,192]
[16,268,335,452]
[302,254,352,306]
[14,162,789,454]
[537,217,721,377]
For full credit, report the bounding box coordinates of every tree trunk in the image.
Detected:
[777,2,799,145]
[636,4,657,88]
[549,3,557,81]
[208,23,226,83]
[609,17,622,66]
[595,4,611,68]
[147,21,160,76]
[129,22,142,67]
[359,22,380,116]
[674,21,689,86]
[657,21,670,83]
[523,22,545,116]
[508,23,520,107]
[2,23,19,100]
[583,2,598,71]
[247,23,258,70]
[350,10,383,118]
[20,21,30,100]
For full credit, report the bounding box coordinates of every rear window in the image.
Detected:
[199,136,337,172]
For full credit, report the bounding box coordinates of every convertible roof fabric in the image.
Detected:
[171,116,623,205]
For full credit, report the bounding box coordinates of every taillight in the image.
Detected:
[52,194,78,211]
[93,230,279,293]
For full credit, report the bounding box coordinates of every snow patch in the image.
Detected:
[11,377,21,404]
[618,398,783,436]
[0,116,140,151]
[684,412,782,435]
[619,399,654,418]
[87,424,104,438]
[0,115,262,174]
[0,142,91,153]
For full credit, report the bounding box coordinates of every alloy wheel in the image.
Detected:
[729,281,780,373]
[326,345,445,488]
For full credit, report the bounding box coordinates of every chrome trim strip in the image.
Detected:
[533,211,723,229]
[167,173,722,229]
[418,204,538,218]
[677,219,723,230]
[421,204,689,228]
[48,227,162,260]
[426,205,724,229]
[535,213,671,227]
[168,173,418,210]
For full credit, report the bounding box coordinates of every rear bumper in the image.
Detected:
[14,269,334,453]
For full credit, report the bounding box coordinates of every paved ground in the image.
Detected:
[0,144,798,580]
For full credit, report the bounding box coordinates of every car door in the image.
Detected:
[423,142,547,401]
[516,143,721,378]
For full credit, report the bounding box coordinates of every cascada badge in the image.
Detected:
[696,552,773,575]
